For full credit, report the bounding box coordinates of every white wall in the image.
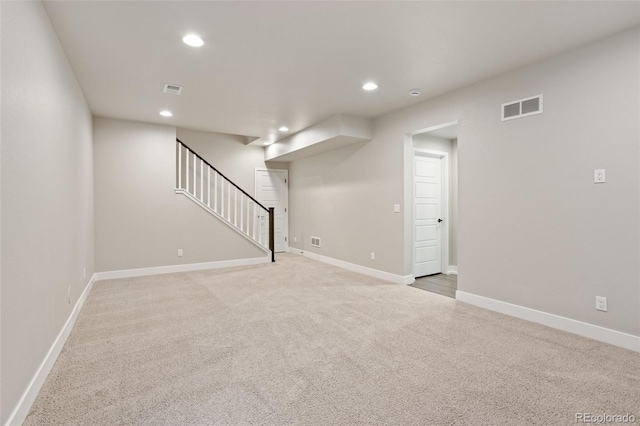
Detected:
[401,28,639,336]
[94,119,269,272]
[1,2,95,423]
[290,27,639,337]
[288,140,393,270]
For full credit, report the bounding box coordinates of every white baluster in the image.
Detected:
[262,212,266,247]
[178,144,182,189]
[246,201,250,234]
[200,159,204,202]
[252,203,257,240]
[214,172,218,213]
[193,154,197,197]
[240,195,244,232]
[260,211,266,246]
[234,188,238,226]
[227,181,231,221]
[186,150,190,192]
[207,168,210,207]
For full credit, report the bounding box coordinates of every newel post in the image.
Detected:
[269,207,275,262]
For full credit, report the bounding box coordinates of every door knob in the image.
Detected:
[437,218,443,223]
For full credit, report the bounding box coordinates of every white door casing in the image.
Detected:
[413,151,448,277]
[255,169,288,253]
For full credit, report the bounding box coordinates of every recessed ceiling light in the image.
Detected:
[362,82,378,91]
[182,34,204,47]
[159,110,173,117]
[409,89,422,97]
[278,126,289,132]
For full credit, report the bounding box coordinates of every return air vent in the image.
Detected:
[501,94,543,121]
[311,236,321,247]
[163,83,183,95]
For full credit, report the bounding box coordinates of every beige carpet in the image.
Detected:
[26,254,639,425]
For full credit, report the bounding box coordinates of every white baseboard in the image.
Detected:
[289,247,414,285]
[95,256,271,281]
[447,266,458,275]
[456,291,640,353]
[4,274,97,426]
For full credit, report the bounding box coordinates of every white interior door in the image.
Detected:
[256,169,288,253]
[414,155,442,277]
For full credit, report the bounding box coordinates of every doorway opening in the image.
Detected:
[255,168,289,253]
[408,122,458,298]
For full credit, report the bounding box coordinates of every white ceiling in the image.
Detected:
[43,1,639,144]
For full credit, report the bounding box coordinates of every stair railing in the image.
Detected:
[176,139,275,262]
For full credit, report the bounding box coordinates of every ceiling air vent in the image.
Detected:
[163,83,183,95]
[311,237,321,248]
[501,94,543,121]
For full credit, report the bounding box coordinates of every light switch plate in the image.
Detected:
[594,169,606,183]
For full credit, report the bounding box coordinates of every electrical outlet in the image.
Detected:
[177,249,183,257]
[393,204,401,213]
[595,296,607,312]
[371,252,375,261]
[293,237,297,243]
[83,268,86,279]
[594,169,606,183]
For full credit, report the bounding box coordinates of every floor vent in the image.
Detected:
[311,237,321,247]
[501,94,542,121]
[163,83,183,95]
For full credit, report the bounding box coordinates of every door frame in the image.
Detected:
[254,168,289,252]
[412,149,449,279]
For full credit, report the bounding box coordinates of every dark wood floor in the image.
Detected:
[410,273,457,298]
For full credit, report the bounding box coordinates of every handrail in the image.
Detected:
[176,138,269,212]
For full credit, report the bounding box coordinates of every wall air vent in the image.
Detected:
[311,237,321,248]
[163,83,183,95]
[501,94,543,121]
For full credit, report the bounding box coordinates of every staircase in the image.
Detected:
[174,139,274,262]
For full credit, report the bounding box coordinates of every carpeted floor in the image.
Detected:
[25,253,639,425]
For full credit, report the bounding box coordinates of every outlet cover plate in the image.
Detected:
[596,296,607,312]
